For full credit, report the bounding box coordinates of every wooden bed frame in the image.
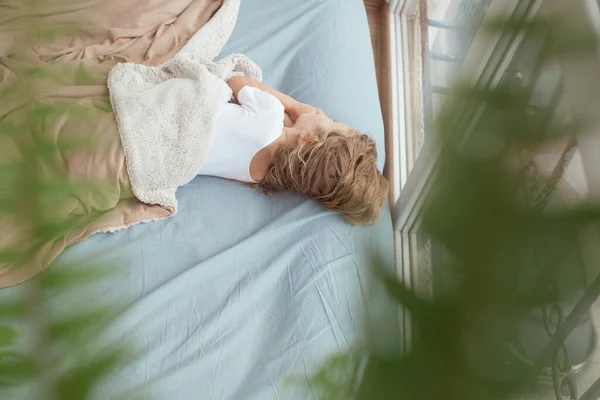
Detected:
[364,0,392,179]
[364,0,393,181]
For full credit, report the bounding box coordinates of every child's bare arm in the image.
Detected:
[226,76,322,122]
[227,76,296,110]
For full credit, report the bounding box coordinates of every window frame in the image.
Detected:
[387,0,546,352]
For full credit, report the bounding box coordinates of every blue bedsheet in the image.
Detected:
[1,1,396,399]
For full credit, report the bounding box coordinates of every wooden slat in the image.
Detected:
[364,0,393,181]
[365,0,385,81]
[363,0,386,11]
[379,4,393,184]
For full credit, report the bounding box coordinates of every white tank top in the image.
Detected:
[198,86,284,182]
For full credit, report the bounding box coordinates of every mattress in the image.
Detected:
[0,1,396,399]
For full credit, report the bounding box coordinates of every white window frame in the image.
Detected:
[387,0,424,350]
[388,0,546,352]
[389,0,600,278]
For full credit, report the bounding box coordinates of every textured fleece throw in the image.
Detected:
[0,0,258,287]
[108,53,262,209]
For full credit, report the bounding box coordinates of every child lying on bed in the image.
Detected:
[197,76,389,225]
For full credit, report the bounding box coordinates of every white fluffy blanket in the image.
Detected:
[107,0,262,209]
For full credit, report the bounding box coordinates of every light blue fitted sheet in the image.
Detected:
[1,1,396,399]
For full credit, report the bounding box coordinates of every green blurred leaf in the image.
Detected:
[24,65,96,85]
[47,308,119,342]
[38,264,117,290]
[0,351,35,386]
[0,165,18,179]
[483,17,553,36]
[299,347,363,400]
[0,198,16,214]
[28,25,82,43]
[0,123,23,136]
[547,27,600,56]
[0,327,18,348]
[30,102,104,120]
[57,347,128,400]
[0,251,24,266]
[0,301,26,319]
[483,16,599,56]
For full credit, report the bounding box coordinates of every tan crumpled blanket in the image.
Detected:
[0,0,239,287]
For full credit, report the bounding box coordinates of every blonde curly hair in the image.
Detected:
[259,129,388,225]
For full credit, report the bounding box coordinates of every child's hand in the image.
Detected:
[287,102,323,122]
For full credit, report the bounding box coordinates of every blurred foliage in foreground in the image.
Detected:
[310,3,600,400]
[0,1,133,399]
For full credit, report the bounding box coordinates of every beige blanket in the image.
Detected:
[0,0,232,287]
